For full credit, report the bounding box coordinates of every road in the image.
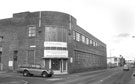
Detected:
[0,68,134,84]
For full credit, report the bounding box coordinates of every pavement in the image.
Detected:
[129,71,135,84]
[0,71,7,74]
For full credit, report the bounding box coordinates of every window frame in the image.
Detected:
[28,25,36,37]
[76,32,81,42]
[81,35,85,43]
[86,37,89,45]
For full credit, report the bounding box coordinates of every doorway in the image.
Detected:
[51,59,67,74]
[13,51,18,70]
[51,59,61,71]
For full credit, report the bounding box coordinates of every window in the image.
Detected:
[93,41,96,46]
[28,26,36,37]
[95,42,96,46]
[73,31,76,40]
[81,35,85,43]
[95,42,98,47]
[86,38,89,45]
[76,32,80,41]
[96,43,98,47]
[45,26,67,42]
[89,39,93,45]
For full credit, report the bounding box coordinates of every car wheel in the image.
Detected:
[23,70,29,77]
[42,72,48,78]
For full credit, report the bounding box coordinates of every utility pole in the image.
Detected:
[132,36,135,65]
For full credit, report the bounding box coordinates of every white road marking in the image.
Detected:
[22,80,28,84]
[47,78,63,81]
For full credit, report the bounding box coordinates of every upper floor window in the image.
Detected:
[28,26,36,37]
[86,38,89,45]
[81,35,85,43]
[95,42,98,47]
[76,32,80,42]
[89,39,93,45]
[93,41,96,46]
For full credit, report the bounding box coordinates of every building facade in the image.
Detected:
[107,57,120,68]
[0,11,107,74]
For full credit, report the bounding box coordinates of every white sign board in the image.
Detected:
[44,42,67,48]
[8,61,13,67]
[30,45,36,48]
[70,57,73,63]
[44,50,68,58]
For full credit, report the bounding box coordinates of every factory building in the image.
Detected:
[0,11,107,74]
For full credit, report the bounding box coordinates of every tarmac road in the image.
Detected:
[0,67,134,84]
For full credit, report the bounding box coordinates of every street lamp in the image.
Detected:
[132,36,135,64]
[109,49,114,68]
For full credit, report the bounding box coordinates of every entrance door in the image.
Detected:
[51,59,67,74]
[51,59,61,71]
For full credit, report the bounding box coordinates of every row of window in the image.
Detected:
[74,50,106,67]
[28,26,67,42]
[28,26,105,51]
[73,30,102,47]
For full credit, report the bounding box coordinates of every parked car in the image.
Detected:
[123,64,129,71]
[17,64,54,78]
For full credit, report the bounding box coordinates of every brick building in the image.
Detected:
[0,11,107,74]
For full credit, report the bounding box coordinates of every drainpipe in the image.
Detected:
[39,11,42,28]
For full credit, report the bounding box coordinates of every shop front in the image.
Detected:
[43,42,68,74]
[44,58,68,74]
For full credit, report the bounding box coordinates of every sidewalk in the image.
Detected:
[129,71,135,84]
[0,71,7,74]
[53,67,119,78]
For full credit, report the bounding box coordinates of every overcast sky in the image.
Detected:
[0,0,135,60]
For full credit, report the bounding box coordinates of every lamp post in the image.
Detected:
[110,49,114,68]
[132,36,135,64]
